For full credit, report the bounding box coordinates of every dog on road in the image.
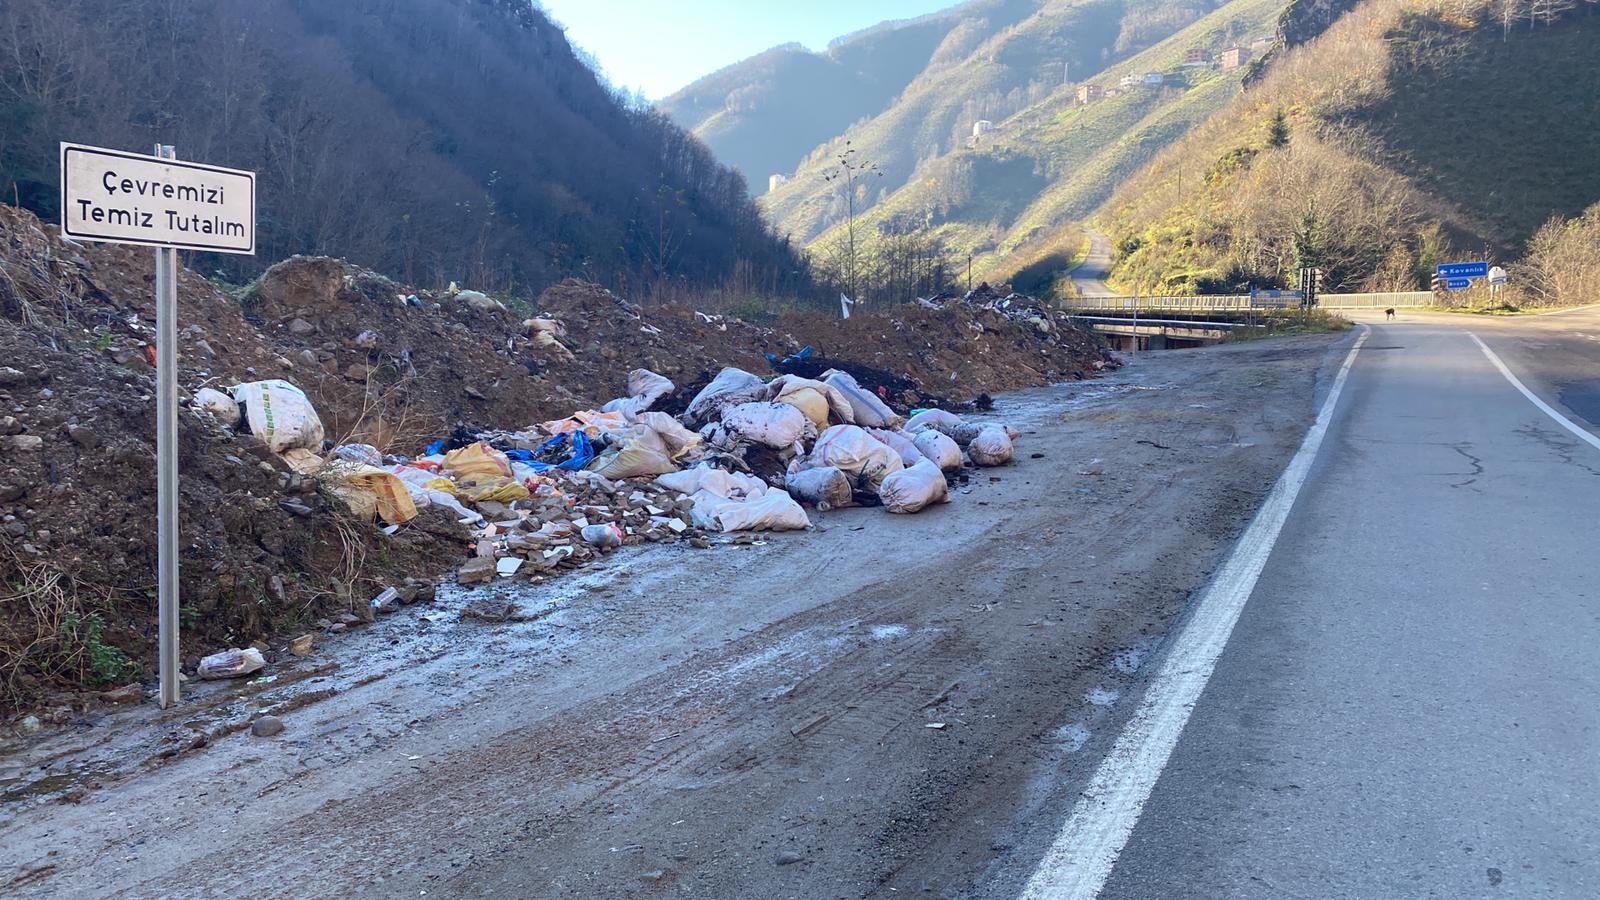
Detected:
[1385,307,1395,319]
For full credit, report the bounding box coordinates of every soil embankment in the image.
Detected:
[0,203,1109,712]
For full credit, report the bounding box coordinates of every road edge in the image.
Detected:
[1016,325,1370,900]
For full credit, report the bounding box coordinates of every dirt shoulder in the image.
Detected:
[0,332,1344,898]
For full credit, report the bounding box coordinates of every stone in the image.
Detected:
[1,435,43,452]
[100,682,143,704]
[288,634,315,657]
[0,416,22,435]
[457,556,496,585]
[279,500,314,517]
[0,367,30,386]
[328,622,348,635]
[774,851,803,866]
[65,424,99,449]
[17,714,42,734]
[194,340,218,360]
[354,600,376,624]
[334,612,361,627]
[250,716,285,737]
[288,318,316,336]
[267,574,288,603]
[297,349,319,368]
[0,485,25,504]
[344,363,372,382]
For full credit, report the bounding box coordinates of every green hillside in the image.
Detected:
[760,0,1244,243]
[802,0,1284,291]
[1100,0,1600,294]
[659,1,1036,193]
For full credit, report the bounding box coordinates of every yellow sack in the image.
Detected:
[334,464,419,525]
[775,387,829,431]
[443,442,512,479]
[457,475,531,504]
[422,477,460,495]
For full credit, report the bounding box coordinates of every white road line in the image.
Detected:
[1019,327,1369,900]
[1469,332,1600,453]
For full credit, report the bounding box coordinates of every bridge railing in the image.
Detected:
[1062,291,1433,312]
[1316,291,1432,309]
[1063,295,1254,312]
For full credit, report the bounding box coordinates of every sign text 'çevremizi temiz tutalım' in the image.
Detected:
[59,142,255,254]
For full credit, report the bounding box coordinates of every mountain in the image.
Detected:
[1099,0,1600,294]
[808,0,1287,293]
[660,1,1039,194]
[741,0,1265,255]
[0,0,806,299]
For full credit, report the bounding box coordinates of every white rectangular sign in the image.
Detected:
[60,142,255,254]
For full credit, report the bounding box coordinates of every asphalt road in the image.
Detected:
[1071,231,1116,298]
[1086,309,1600,898]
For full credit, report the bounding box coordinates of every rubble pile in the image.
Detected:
[0,200,1112,712]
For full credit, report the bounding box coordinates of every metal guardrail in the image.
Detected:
[1063,291,1433,312]
[1316,291,1432,309]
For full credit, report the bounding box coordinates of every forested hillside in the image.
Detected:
[1100,0,1600,294]
[660,1,1037,194]
[0,0,807,299]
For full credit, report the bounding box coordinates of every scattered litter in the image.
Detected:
[197,647,266,680]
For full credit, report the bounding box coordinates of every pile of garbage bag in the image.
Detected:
[200,365,1023,587]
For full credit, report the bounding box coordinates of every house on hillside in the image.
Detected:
[1119,73,1140,88]
[1221,46,1251,70]
[1251,35,1275,52]
[1184,47,1211,66]
[768,174,789,192]
[1076,83,1104,105]
[1143,72,1166,86]
[972,119,994,137]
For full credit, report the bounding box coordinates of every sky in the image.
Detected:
[538,0,956,100]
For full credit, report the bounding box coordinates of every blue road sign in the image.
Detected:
[1437,262,1489,279]
[1443,277,1474,290]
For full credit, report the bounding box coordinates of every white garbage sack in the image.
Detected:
[878,458,950,514]
[198,647,265,680]
[659,465,809,532]
[230,379,325,453]
[631,411,703,459]
[821,370,904,429]
[685,367,767,425]
[391,465,480,522]
[333,443,383,467]
[905,409,963,433]
[709,489,811,532]
[866,428,926,468]
[796,424,903,493]
[195,387,241,426]
[785,466,852,511]
[968,424,1015,466]
[719,402,817,449]
[764,374,856,429]
[913,429,963,472]
[933,421,986,448]
[602,368,676,417]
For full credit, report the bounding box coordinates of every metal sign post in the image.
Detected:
[59,141,255,709]
[153,144,180,709]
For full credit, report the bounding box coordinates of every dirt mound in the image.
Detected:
[0,201,1112,714]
